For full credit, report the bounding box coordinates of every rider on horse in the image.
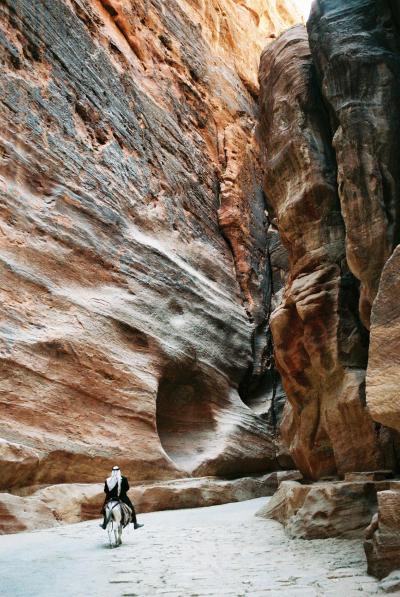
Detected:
[100,465,144,530]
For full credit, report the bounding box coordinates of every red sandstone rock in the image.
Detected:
[258,25,382,479]
[257,479,387,539]
[308,0,400,328]
[367,246,400,434]
[0,0,298,490]
[1,471,302,532]
[364,489,400,579]
[0,493,58,534]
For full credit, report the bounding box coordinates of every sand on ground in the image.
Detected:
[0,497,379,596]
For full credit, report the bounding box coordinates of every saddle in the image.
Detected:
[106,498,132,528]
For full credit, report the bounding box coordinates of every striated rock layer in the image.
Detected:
[257,478,400,540]
[367,246,400,435]
[258,0,400,480]
[308,0,400,328]
[0,471,302,534]
[0,0,300,491]
[258,25,382,479]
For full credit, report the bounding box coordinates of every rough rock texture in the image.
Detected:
[365,489,400,579]
[257,0,400,480]
[0,492,57,534]
[257,479,395,539]
[0,470,302,533]
[0,0,300,490]
[258,24,382,479]
[367,246,400,435]
[308,0,400,328]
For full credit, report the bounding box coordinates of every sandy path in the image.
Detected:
[0,498,379,596]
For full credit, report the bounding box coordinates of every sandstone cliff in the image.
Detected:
[258,0,400,480]
[0,0,299,491]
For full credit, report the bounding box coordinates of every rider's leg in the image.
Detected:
[100,505,107,529]
[131,505,143,529]
[124,496,143,529]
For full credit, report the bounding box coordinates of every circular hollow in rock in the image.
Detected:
[156,364,218,472]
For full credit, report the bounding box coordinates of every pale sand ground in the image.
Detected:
[0,497,380,596]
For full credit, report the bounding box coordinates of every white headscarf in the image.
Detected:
[106,466,122,495]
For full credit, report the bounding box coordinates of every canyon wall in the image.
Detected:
[0,0,300,490]
[258,0,400,480]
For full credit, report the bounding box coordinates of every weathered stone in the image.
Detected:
[0,493,58,534]
[365,489,400,579]
[0,0,299,489]
[257,480,386,539]
[345,471,394,482]
[1,471,302,532]
[258,25,382,479]
[367,246,400,434]
[0,439,40,488]
[308,0,400,328]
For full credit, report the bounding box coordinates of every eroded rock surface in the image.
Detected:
[1,471,301,532]
[258,24,381,479]
[367,246,400,434]
[0,0,299,489]
[257,479,392,539]
[365,489,400,579]
[308,0,400,327]
[257,0,400,481]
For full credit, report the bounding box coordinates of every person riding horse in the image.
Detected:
[100,466,144,530]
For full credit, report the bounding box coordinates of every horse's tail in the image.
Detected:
[105,501,118,527]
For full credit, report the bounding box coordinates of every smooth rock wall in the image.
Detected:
[0,0,299,489]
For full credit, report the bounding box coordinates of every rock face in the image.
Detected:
[364,489,400,579]
[0,493,57,534]
[0,470,302,533]
[258,24,381,479]
[308,0,400,328]
[367,246,400,435]
[257,479,392,539]
[0,0,300,491]
[258,1,400,479]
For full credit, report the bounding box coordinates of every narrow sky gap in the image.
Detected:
[292,0,313,20]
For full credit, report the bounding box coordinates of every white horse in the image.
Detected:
[105,500,123,548]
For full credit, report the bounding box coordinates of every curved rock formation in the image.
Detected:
[308,0,400,328]
[257,478,395,539]
[0,0,300,491]
[367,245,400,434]
[258,25,382,479]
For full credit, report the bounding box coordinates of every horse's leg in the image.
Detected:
[118,523,122,546]
[114,518,119,547]
[107,520,113,548]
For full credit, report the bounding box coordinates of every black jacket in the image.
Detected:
[104,475,130,501]
[102,475,136,521]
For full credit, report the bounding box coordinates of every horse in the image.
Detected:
[105,500,132,548]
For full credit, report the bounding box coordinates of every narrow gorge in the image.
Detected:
[1,0,400,590]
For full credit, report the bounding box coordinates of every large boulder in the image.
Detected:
[365,489,400,579]
[0,493,58,534]
[256,479,389,539]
